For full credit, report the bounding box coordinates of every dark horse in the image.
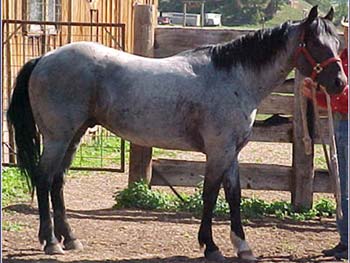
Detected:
[8,6,346,262]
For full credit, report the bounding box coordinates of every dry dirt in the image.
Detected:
[2,142,343,263]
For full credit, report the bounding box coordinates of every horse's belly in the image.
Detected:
[99,117,202,152]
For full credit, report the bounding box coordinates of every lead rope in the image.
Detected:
[310,86,342,219]
[299,81,313,155]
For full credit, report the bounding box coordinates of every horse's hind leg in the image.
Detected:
[50,127,87,251]
[51,174,83,251]
[37,139,71,254]
[223,157,255,261]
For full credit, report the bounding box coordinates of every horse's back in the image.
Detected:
[27,42,204,148]
[27,41,241,152]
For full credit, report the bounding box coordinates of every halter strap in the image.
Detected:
[294,31,341,81]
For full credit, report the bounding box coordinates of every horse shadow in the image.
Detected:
[4,203,336,233]
[2,254,339,263]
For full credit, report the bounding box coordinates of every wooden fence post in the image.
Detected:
[128,4,155,186]
[183,3,187,27]
[291,71,315,211]
[133,4,155,57]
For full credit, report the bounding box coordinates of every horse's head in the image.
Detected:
[295,6,347,94]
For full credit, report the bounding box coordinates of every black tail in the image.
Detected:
[7,57,42,191]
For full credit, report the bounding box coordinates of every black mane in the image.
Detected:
[204,21,292,71]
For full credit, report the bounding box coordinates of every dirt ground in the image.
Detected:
[2,142,343,263]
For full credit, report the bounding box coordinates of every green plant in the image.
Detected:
[2,221,25,232]
[114,180,176,210]
[2,167,30,206]
[72,135,127,168]
[114,181,337,221]
[177,188,203,215]
[314,198,336,216]
[241,197,268,218]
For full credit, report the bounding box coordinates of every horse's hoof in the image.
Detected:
[64,239,83,251]
[205,250,226,262]
[44,243,65,255]
[238,251,257,262]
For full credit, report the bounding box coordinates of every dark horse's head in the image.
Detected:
[295,6,347,94]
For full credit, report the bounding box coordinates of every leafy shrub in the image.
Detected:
[177,188,203,215]
[114,180,176,210]
[241,197,268,218]
[314,198,335,216]
[114,181,336,221]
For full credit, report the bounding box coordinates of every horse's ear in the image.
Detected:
[304,5,318,25]
[324,7,334,21]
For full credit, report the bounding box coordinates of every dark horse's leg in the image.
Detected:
[51,127,87,250]
[37,139,69,254]
[51,174,83,250]
[223,157,255,261]
[198,150,236,261]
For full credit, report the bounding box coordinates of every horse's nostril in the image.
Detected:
[335,78,346,88]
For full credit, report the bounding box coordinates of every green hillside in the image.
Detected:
[159,0,347,28]
[264,0,312,28]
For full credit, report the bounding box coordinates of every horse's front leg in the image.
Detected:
[223,157,256,261]
[198,150,235,262]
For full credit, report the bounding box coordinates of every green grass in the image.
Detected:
[71,133,178,169]
[217,0,313,30]
[314,145,328,170]
[255,114,273,121]
[2,167,30,207]
[72,135,126,168]
[115,181,336,221]
[2,221,26,232]
[264,3,310,28]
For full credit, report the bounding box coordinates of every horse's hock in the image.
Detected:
[131,25,342,211]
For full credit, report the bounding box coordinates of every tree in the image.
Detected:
[333,0,348,25]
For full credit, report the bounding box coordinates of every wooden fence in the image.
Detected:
[133,26,344,210]
[1,0,158,53]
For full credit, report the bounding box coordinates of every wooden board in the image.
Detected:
[252,121,293,143]
[258,94,294,115]
[151,159,332,193]
[154,27,252,58]
[252,118,330,144]
[155,27,345,58]
[274,78,294,93]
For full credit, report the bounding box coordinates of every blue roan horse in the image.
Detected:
[8,6,346,262]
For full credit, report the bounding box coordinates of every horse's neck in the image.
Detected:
[244,26,300,105]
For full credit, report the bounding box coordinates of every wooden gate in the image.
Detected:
[2,19,126,172]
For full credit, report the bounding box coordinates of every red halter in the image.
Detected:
[294,31,341,81]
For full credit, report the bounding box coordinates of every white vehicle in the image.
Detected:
[205,13,222,26]
[162,12,201,26]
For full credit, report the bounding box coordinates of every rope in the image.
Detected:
[299,81,312,155]
[310,85,342,219]
[152,168,186,203]
[2,141,17,154]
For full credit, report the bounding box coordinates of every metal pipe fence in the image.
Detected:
[2,20,126,172]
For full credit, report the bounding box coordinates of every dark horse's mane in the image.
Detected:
[195,17,338,71]
[201,21,291,71]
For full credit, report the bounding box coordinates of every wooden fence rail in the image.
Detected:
[151,159,332,193]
